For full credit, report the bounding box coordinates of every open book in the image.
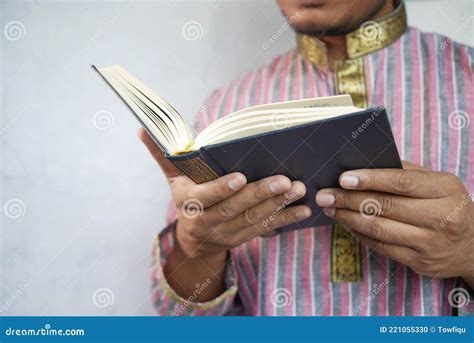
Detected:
[93,65,364,155]
[94,65,401,231]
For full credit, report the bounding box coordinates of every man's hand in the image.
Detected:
[316,161,474,286]
[139,128,311,300]
[139,128,310,258]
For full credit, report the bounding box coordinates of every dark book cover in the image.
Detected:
[168,107,402,233]
[93,64,401,233]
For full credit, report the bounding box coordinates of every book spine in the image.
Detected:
[167,150,225,184]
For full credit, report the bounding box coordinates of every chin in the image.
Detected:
[278,0,391,37]
[288,15,349,37]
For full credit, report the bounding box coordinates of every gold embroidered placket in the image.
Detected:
[296,2,407,283]
[330,57,367,283]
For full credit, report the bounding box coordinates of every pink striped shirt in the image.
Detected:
[151,27,474,316]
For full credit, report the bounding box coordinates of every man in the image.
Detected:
[142,0,473,316]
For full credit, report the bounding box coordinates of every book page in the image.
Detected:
[195,95,354,145]
[94,65,194,153]
[193,106,363,149]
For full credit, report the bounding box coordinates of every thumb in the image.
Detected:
[137,128,183,178]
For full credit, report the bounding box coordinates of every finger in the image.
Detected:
[203,175,292,225]
[349,230,419,267]
[184,172,248,208]
[316,188,442,227]
[338,167,457,198]
[238,205,312,239]
[223,181,307,232]
[138,128,182,178]
[322,208,430,249]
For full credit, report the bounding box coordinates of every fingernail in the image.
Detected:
[316,193,335,207]
[340,174,359,188]
[268,181,286,193]
[228,174,246,190]
[296,208,311,219]
[323,208,336,217]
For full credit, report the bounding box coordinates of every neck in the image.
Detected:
[319,1,396,66]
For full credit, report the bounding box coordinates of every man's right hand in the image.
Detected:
[139,128,310,300]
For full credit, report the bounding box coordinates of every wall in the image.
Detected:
[1,0,472,315]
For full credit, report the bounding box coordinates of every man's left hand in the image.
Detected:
[316,161,474,284]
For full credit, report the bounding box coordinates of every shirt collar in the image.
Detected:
[297,1,407,70]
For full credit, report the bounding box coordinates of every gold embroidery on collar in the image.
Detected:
[296,34,329,71]
[297,2,407,69]
[347,3,407,58]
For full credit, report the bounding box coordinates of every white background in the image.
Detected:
[1,0,473,315]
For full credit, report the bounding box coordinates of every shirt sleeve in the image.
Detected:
[150,88,242,316]
[150,221,239,316]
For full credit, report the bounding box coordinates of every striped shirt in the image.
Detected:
[151,26,473,316]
